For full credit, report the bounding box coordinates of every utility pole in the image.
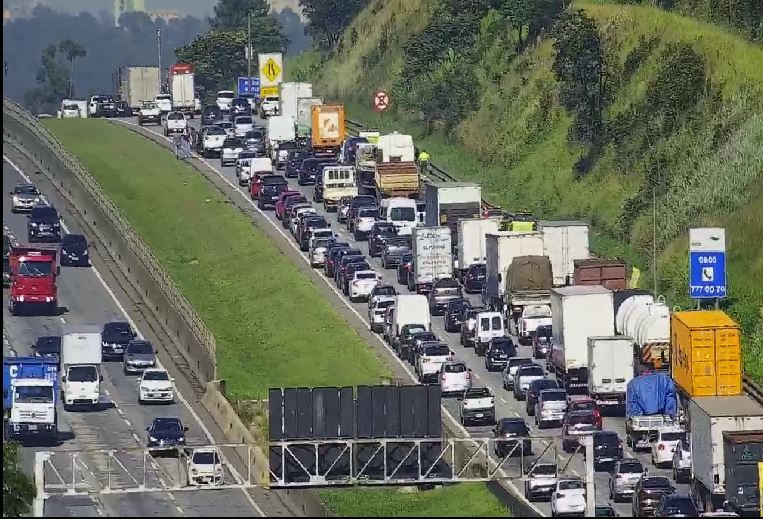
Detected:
[584,435,596,518]
[157,28,162,93]
[247,11,252,80]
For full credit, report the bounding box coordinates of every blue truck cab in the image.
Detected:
[3,356,59,442]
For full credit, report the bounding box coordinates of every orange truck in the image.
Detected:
[7,245,59,315]
[311,105,346,151]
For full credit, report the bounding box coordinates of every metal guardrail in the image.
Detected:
[743,375,763,405]
[2,99,217,374]
[345,118,499,210]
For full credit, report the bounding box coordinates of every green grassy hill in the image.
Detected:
[294,0,763,380]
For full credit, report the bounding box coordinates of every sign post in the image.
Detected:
[689,227,726,302]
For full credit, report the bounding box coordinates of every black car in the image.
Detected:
[297,158,329,186]
[397,250,413,285]
[60,233,89,266]
[395,324,428,359]
[258,181,288,210]
[407,331,439,364]
[586,431,623,470]
[313,175,324,203]
[654,494,699,517]
[444,298,471,332]
[115,100,131,117]
[532,324,552,359]
[27,204,61,243]
[368,221,398,257]
[463,263,487,293]
[228,97,251,119]
[32,335,61,358]
[632,476,675,517]
[101,321,137,360]
[493,418,532,457]
[95,97,117,117]
[201,105,223,126]
[485,337,517,371]
[324,245,356,277]
[380,240,410,269]
[525,378,559,416]
[146,417,188,449]
[285,151,308,178]
[243,129,266,153]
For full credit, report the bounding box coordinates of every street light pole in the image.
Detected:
[157,28,162,93]
[247,11,252,80]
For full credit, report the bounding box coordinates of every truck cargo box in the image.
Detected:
[311,105,346,148]
[539,220,590,285]
[723,430,763,515]
[625,372,678,417]
[484,231,544,307]
[456,217,500,271]
[587,336,634,408]
[617,294,670,371]
[279,82,312,123]
[411,226,452,287]
[374,162,420,198]
[573,259,627,290]
[506,255,553,292]
[671,310,742,397]
[424,183,482,242]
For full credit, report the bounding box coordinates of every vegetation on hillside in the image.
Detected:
[3,442,35,517]
[304,0,763,380]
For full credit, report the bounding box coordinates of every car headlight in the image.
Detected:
[149,436,158,442]
[30,222,38,227]
[178,436,185,443]
[12,196,19,203]
[82,250,88,255]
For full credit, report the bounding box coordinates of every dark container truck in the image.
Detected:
[424,182,482,247]
[723,430,762,517]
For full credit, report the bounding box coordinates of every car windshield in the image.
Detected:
[536,325,552,338]
[104,323,132,336]
[63,235,87,246]
[128,342,153,354]
[245,130,263,139]
[660,431,687,442]
[559,480,584,491]
[389,207,416,221]
[531,380,558,391]
[155,419,182,432]
[314,238,334,248]
[32,207,58,222]
[18,261,53,277]
[501,420,529,434]
[519,365,544,377]
[571,401,596,412]
[280,141,298,150]
[68,365,98,382]
[425,344,450,356]
[168,112,184,120]
[217,122,233,128]
[662,497,697,515]
[193,451,220,465]
[356,272,377,280]
[217,91,234,99]
[374,286,396,296]
[376,300,395,310]
[236,117,253,124]
[224,139,243,148]
[532,464,556,476]
[143,371,170,381]
[619,460,644,473]
[14,385,54,403]
[542,391,567,402]
[359,208,379,218]
[466,388,491,398]
[15,185,39,195]
[567,413,595,426]
[156,95,171,101]
[264,96,278,102]
[495,342,515,354]
[444,363,467,373]
[35,336,61,353]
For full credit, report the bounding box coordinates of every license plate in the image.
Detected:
[28,424,38,431]
[475,413,484,418]
[69,255,78,260]
[499,354,508,359]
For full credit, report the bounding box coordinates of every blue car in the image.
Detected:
[146,417,188,449]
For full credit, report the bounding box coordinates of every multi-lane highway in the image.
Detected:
[117,115,693,517]
[2,155,292,517]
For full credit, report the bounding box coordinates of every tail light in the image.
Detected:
[615,474,623,479]
[658,444,665,451]
[465,371,471,379]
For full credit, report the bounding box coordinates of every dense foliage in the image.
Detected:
[3,442,35,517]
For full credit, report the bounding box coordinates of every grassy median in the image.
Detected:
[43,119,508,516]
[44,118,390,399]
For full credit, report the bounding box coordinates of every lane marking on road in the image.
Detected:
[3,154,265,518]
[132,432,141,443]
[60,316,67,323]
[115,121,544,515]
[176,505,184,514]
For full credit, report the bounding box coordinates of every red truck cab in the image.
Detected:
[8,245,59,315]
[275,190,301,220]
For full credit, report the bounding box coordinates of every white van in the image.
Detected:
[215,90,235,111]
[380,197,418,235]
[240,157,273,185]
[473,311,505,356]
[391,294,430,340]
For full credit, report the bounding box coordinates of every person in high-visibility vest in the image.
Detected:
[418,150,431,171]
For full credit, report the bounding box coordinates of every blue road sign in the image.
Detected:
[689,251,726,299]
[237,77,260,96]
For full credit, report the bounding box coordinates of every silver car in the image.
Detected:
[123,340,157,375]
[609,458,646,502]
[309,237,335,267]
[10,183,41,213]
[439,361,472,396]
[220,138,243,167]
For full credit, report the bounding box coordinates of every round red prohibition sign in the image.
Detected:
[373,90,391,112]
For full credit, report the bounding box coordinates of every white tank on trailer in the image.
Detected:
[617,295,670,371]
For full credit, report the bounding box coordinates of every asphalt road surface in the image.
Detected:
[2,156,293,517]
[117,115,692,517]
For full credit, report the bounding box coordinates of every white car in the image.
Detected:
[138,369,175,404]
[164,111,187,136]
[10,183,41,213]
[525,462,558,501]
[290,207,318,236]
[439,361,472,396]
[608,458,646,502]
[502,357,533,391]
[259,96,279,117]
[61,102,81,118]
[220,138,243,167]
[550,479,586,517]
[672,437,691,482]
[349,270,381,302]
[236,158,254,186]
[233,115,254,137]
[512,363,545,400]
[309,237,335,268]
[367,295,395,333]
[353,206,379,241]
[200,127,227,157]
[215,90,235,112]
[652,427,687,468]
[187,447,223,485]
[155,94,173,114]
[215,121,236,137]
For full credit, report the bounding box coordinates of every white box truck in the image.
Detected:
[376,132,415,162]
[168,63,195,115]
[482,231,544,311]
[550,286,614,393]
[455,217,499,277]
[410,226,452,294]
[279,82,313,123]
[391,294,431,339]
[424,183,482,245]
[689,395,763,511]
[296,97,323,139]
[539,220,590,285]
[587,336,634,413]
[118,66,160,113]
[60,325,103,410]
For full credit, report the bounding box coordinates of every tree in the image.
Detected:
[210,0,271,30]
[498,0,535,49]
[23,44,71,114]
[3,442,36,517]
[58,39,86,98]
[176,27,286,94]
[298,0,369,49]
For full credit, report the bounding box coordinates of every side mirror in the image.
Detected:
[146,427,150,431]
[184,426,189,432]
[56,266,61,277]
[61,376,67,382]
[99,375,104,382]
[170,377,176,383]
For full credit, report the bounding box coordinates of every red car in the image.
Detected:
[566,399,602,429]
[275,190,301,220]
[249,172,278,199]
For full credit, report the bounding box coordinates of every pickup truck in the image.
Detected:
[138,102,161,126]
[459,387,495,425]
[625,415,678,450]
[164,111,187,136]
[415,341,453,383]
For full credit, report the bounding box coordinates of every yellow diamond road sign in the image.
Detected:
[263,58,281,83]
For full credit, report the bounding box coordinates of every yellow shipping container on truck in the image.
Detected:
[671,310,742,397]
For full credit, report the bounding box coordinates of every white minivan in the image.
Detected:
[473,311,505,356]
[216,90,235,111]
[380,197,418,236]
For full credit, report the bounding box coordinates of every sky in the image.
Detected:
[3,1,303,19]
